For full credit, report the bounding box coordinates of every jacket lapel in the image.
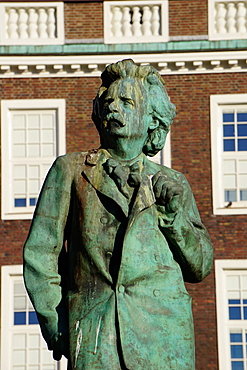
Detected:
[82,149,129,217]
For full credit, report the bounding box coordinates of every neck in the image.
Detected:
[101,136,145,161]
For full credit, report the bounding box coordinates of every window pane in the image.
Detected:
[28,311,39,325]
[14,296,26,310]
[240,190,247,201]
[229,300,241,304]
[14,198,27,207]
[223,112,234,122]
[224,174,236,188]
[237,124,247,136]
[228,276,240,290]
[229,306,241,320]
[225,190,237,202]
[29,198,37,206]
[28,115,40,129]
[224,124,235,137]
[239,161,247,173]
[13,334,26,349]
[13,114,25,129]
[14,282,25,295]
[223,159,236,174]
[244,307,247,319]
[231,333,243,342]
[231,345,243,358]
[224,139,235,151]
[238,139,247,151]
[232,362,244,370]
[14,312,26,325]
[237,112,247,122]
[14,165,26,179]
[28,130,40,144]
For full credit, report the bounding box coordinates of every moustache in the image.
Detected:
[102,113,125,128]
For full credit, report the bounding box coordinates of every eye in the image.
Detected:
[121,98,134,106]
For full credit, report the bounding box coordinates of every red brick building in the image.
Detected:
[0,1,247,369]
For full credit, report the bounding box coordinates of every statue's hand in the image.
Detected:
[49,332,69,361]
[152,172,183,213]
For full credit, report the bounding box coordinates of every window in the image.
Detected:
[1,265,67,370]
[0,2,64,45]
[210,94,247,215]
[216,260,247,370]
[208,1,247,41]
[148,131,171,167]
[104,0,168,44]
[1,99,66,220]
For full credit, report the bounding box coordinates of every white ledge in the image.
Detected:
[0,51,247,78]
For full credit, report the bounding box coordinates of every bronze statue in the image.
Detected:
[24,60,213,369]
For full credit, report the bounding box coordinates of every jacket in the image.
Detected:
[23,148,213,370]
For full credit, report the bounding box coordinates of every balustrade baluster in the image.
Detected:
[122,7,132,37]
[38,8,48,38]
[215,3,227,34]
[7,8,18,39]
[132,6,142,37]
[236,2,246,33]
[28,8,38,38]
[151,6,160,36]
[18,9,28,39]
[47,8,56,38]
[142,6,152,36]
[226,2,237,33]
[111,7,123,37]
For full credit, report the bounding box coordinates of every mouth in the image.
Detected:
[103,116,125,128]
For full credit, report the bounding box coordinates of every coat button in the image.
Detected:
[118,285,125,293]
[106,251,112,257]
[100,216,108,224]
[153,289,161,297]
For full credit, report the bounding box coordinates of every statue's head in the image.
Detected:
[92,59,176,156]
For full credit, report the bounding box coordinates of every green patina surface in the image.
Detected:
[1,39,247,55]
[23,60,213,369]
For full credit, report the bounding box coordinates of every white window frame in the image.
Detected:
[0,2,64,45]
[104,0,169,44]
[210,94,247,215]
[216,259,247,370]
[1,99,66,220]
[1,265,67,370]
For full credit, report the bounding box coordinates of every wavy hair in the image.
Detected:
[92,59,176,156]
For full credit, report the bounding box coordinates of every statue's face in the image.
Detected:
[100,78,151,142]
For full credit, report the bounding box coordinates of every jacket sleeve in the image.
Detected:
[157,173,213,283]
[23,155,72,346]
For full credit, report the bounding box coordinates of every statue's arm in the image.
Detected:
[23,155,71,356]
[153,171,213,283]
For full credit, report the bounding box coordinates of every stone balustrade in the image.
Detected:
[210,1,247,39]
[104,1,168,44]
[0,2,64,45]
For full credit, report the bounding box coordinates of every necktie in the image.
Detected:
[104,158,143,198]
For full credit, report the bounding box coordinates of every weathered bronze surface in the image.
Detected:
[24,60,213,369]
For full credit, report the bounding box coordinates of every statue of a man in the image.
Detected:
[24,59,213,370]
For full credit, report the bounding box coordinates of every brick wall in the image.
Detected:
[1,71,247,368]
[63,0,208,40]
[64,2,103,39]
[169,0,208,36]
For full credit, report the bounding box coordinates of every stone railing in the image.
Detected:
[209,0,247,40]
[0,2,64,45]
[104,0,168,44]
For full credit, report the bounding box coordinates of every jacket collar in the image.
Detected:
[82,148,156,218]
